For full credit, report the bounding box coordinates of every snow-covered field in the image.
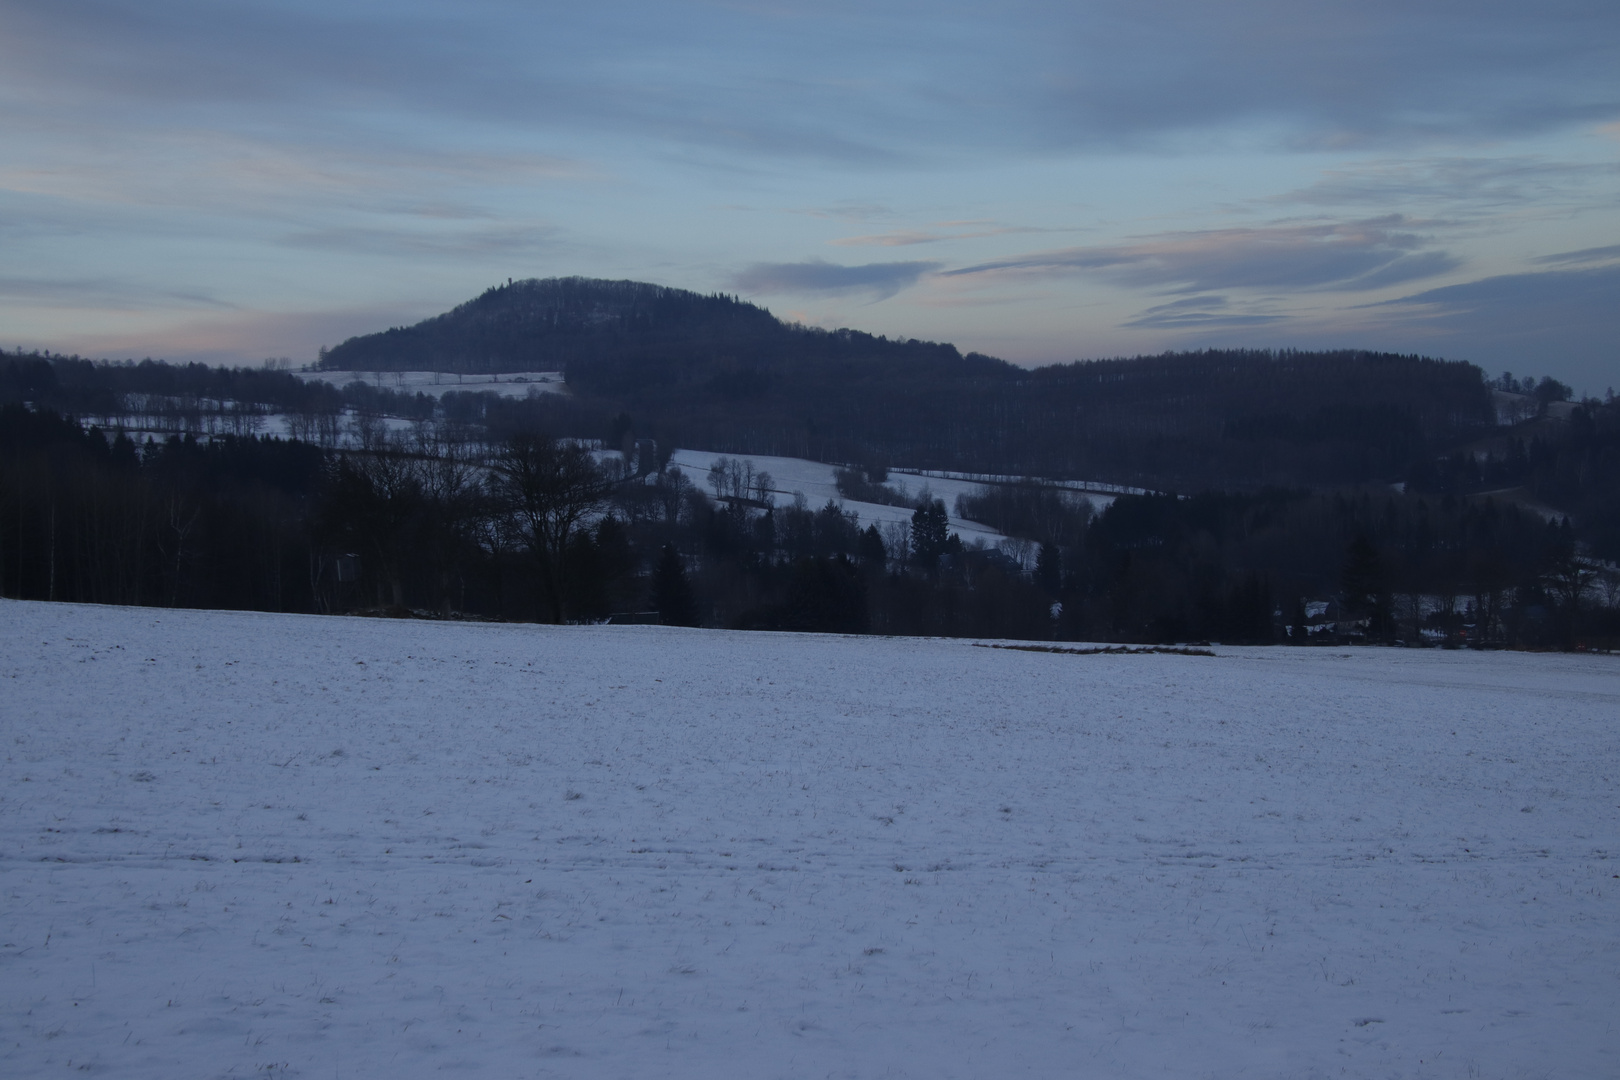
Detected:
[668,449,1012,544]
[3,600,1617,1079]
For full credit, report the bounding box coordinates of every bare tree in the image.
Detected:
[1597,566,1620,612]
[413,426,487,616]
[314,408,343,448]
[655,466,691,525]
[286,409,316,442]
[707,457,730,499]
[352,412,387,452]
[495,433,610,622]
[325,447,423,608]
[1543,547,1600,645]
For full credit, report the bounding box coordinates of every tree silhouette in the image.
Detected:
[653,544,698,627]
[494,433,610,622]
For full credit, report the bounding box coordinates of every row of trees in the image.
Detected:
[0,407,324,611]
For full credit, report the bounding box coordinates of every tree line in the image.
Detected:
[5,402,1614,649]
[0,335,1516,497]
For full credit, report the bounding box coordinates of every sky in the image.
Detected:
[2,0,1617,391]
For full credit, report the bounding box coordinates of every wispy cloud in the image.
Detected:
[829,231,944,248]
[1377,263,1620,319]
[943,218,1459,294]
[1121,294,1289,329]
[830,222,1057,247]
[0,133,590,215]
[731,258,942,300]
[1533,244,1620,265]
[51,303,447,365]
[5,1,1613,168]
[1274,156,1620,210]
[0,275,237,311]
[791,204,898,223]
[282,224,558,260]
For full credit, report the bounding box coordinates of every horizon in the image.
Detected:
[3,280,1599,401]
[3,2,1616,392]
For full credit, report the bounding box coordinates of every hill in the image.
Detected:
[320,277,1495,490]
[321,277,810,375]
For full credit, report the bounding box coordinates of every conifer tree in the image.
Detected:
[653,543,698,627]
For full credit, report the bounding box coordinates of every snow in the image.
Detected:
[3,599,1617,1078]
[296,370,569,399]
[665,449,1116,545]
[668,449,1009,544]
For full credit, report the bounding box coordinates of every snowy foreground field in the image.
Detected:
[3,601,1617,1079]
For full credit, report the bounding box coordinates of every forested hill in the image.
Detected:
[318,277,987,379]
[319,277,1494,490]
[318,277,776,373]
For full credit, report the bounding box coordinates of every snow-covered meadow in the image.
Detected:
[667,449,1020,547]
[3,600,1617,1078]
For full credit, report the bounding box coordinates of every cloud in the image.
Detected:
[3,0,1614,171]
[281,224,558,260]
[1273,157,1620,212]
[0,275,237,311]
[43,303,447,366]
[1377,263,1620,322]
[943,219,1459,293]
[1533,244,1620,266]
[1339,250,1464,291]
[1022,1,1620,151]
[1367,264,1620,387]
[1121,294,1289,329]
[792,204,899,223]
[829,222,1057,247]
[731,259,942,300]
[829,231,946,248]
[0,129,589,218]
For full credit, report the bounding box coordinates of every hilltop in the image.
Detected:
[320,277,815,376]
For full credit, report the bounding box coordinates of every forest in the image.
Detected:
[4,346,1617,649]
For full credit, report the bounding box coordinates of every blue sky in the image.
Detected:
[3,0,1617,390]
